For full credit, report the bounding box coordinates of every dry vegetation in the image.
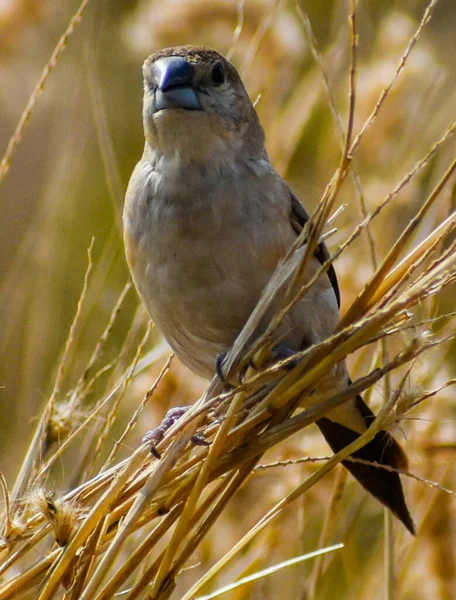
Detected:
[0,1,455,599]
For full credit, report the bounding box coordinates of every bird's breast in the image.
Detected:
[124,157,293,375]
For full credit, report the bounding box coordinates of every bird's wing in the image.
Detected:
[288,187,341,309]
[287,190,414,534]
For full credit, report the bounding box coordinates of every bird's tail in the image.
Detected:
[316,394,415,535]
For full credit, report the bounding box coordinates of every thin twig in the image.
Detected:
[0,0,91,185]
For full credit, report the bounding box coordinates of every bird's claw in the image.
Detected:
[142,406,192,457]
[237,344,300,382]
[270,344,300,370]
[215,352,227,381]
[191,432,209,446]
[142,406,211,457]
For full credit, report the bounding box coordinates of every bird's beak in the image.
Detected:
[151,57,202,113]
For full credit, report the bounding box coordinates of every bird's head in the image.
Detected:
[141,46,265,166]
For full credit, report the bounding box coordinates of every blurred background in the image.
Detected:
[0,1,455,598]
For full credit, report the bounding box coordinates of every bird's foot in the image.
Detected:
[215,352,227,381]
[270,344,301,370]
[215,353,238,390]
[142,406,209,458]
[216,345,300,387]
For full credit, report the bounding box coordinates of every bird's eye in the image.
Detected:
[210,61,225,86]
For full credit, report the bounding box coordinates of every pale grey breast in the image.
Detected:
[124,154,338,377]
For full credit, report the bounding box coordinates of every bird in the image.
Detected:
[123,45,415,534]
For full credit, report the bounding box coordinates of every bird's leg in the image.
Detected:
[142,406,209,458]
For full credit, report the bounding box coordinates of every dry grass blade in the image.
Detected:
[102,353,173,470]
[149,388,247,596]
[92,504,184,600]
[195,543,344,600]
[73,282,132,401]
[9,239,95,505]
[0,474,11,541]
[181,391,402,599]
[308,470,348,599]
[349,0,440,155]
[1,2,455,599]
[3,196,451,597]
[0,0,91,186]
[95,321,154,471]
[342,156,456,326]
[36,447,150,600]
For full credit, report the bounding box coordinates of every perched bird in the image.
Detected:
[123,45,415,534]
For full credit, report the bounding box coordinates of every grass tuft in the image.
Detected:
[0,1,455,599]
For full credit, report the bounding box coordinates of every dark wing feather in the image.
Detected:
[288,188,340,308]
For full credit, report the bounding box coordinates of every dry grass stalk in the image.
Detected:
[0,127,454,599]
[0,1,455,599]
[0,0,91,184]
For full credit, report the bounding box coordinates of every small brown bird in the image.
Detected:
[123,45,415,534]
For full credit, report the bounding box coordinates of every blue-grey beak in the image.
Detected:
[151,57,202,112]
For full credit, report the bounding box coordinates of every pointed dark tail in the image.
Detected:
[317,395,415,535]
